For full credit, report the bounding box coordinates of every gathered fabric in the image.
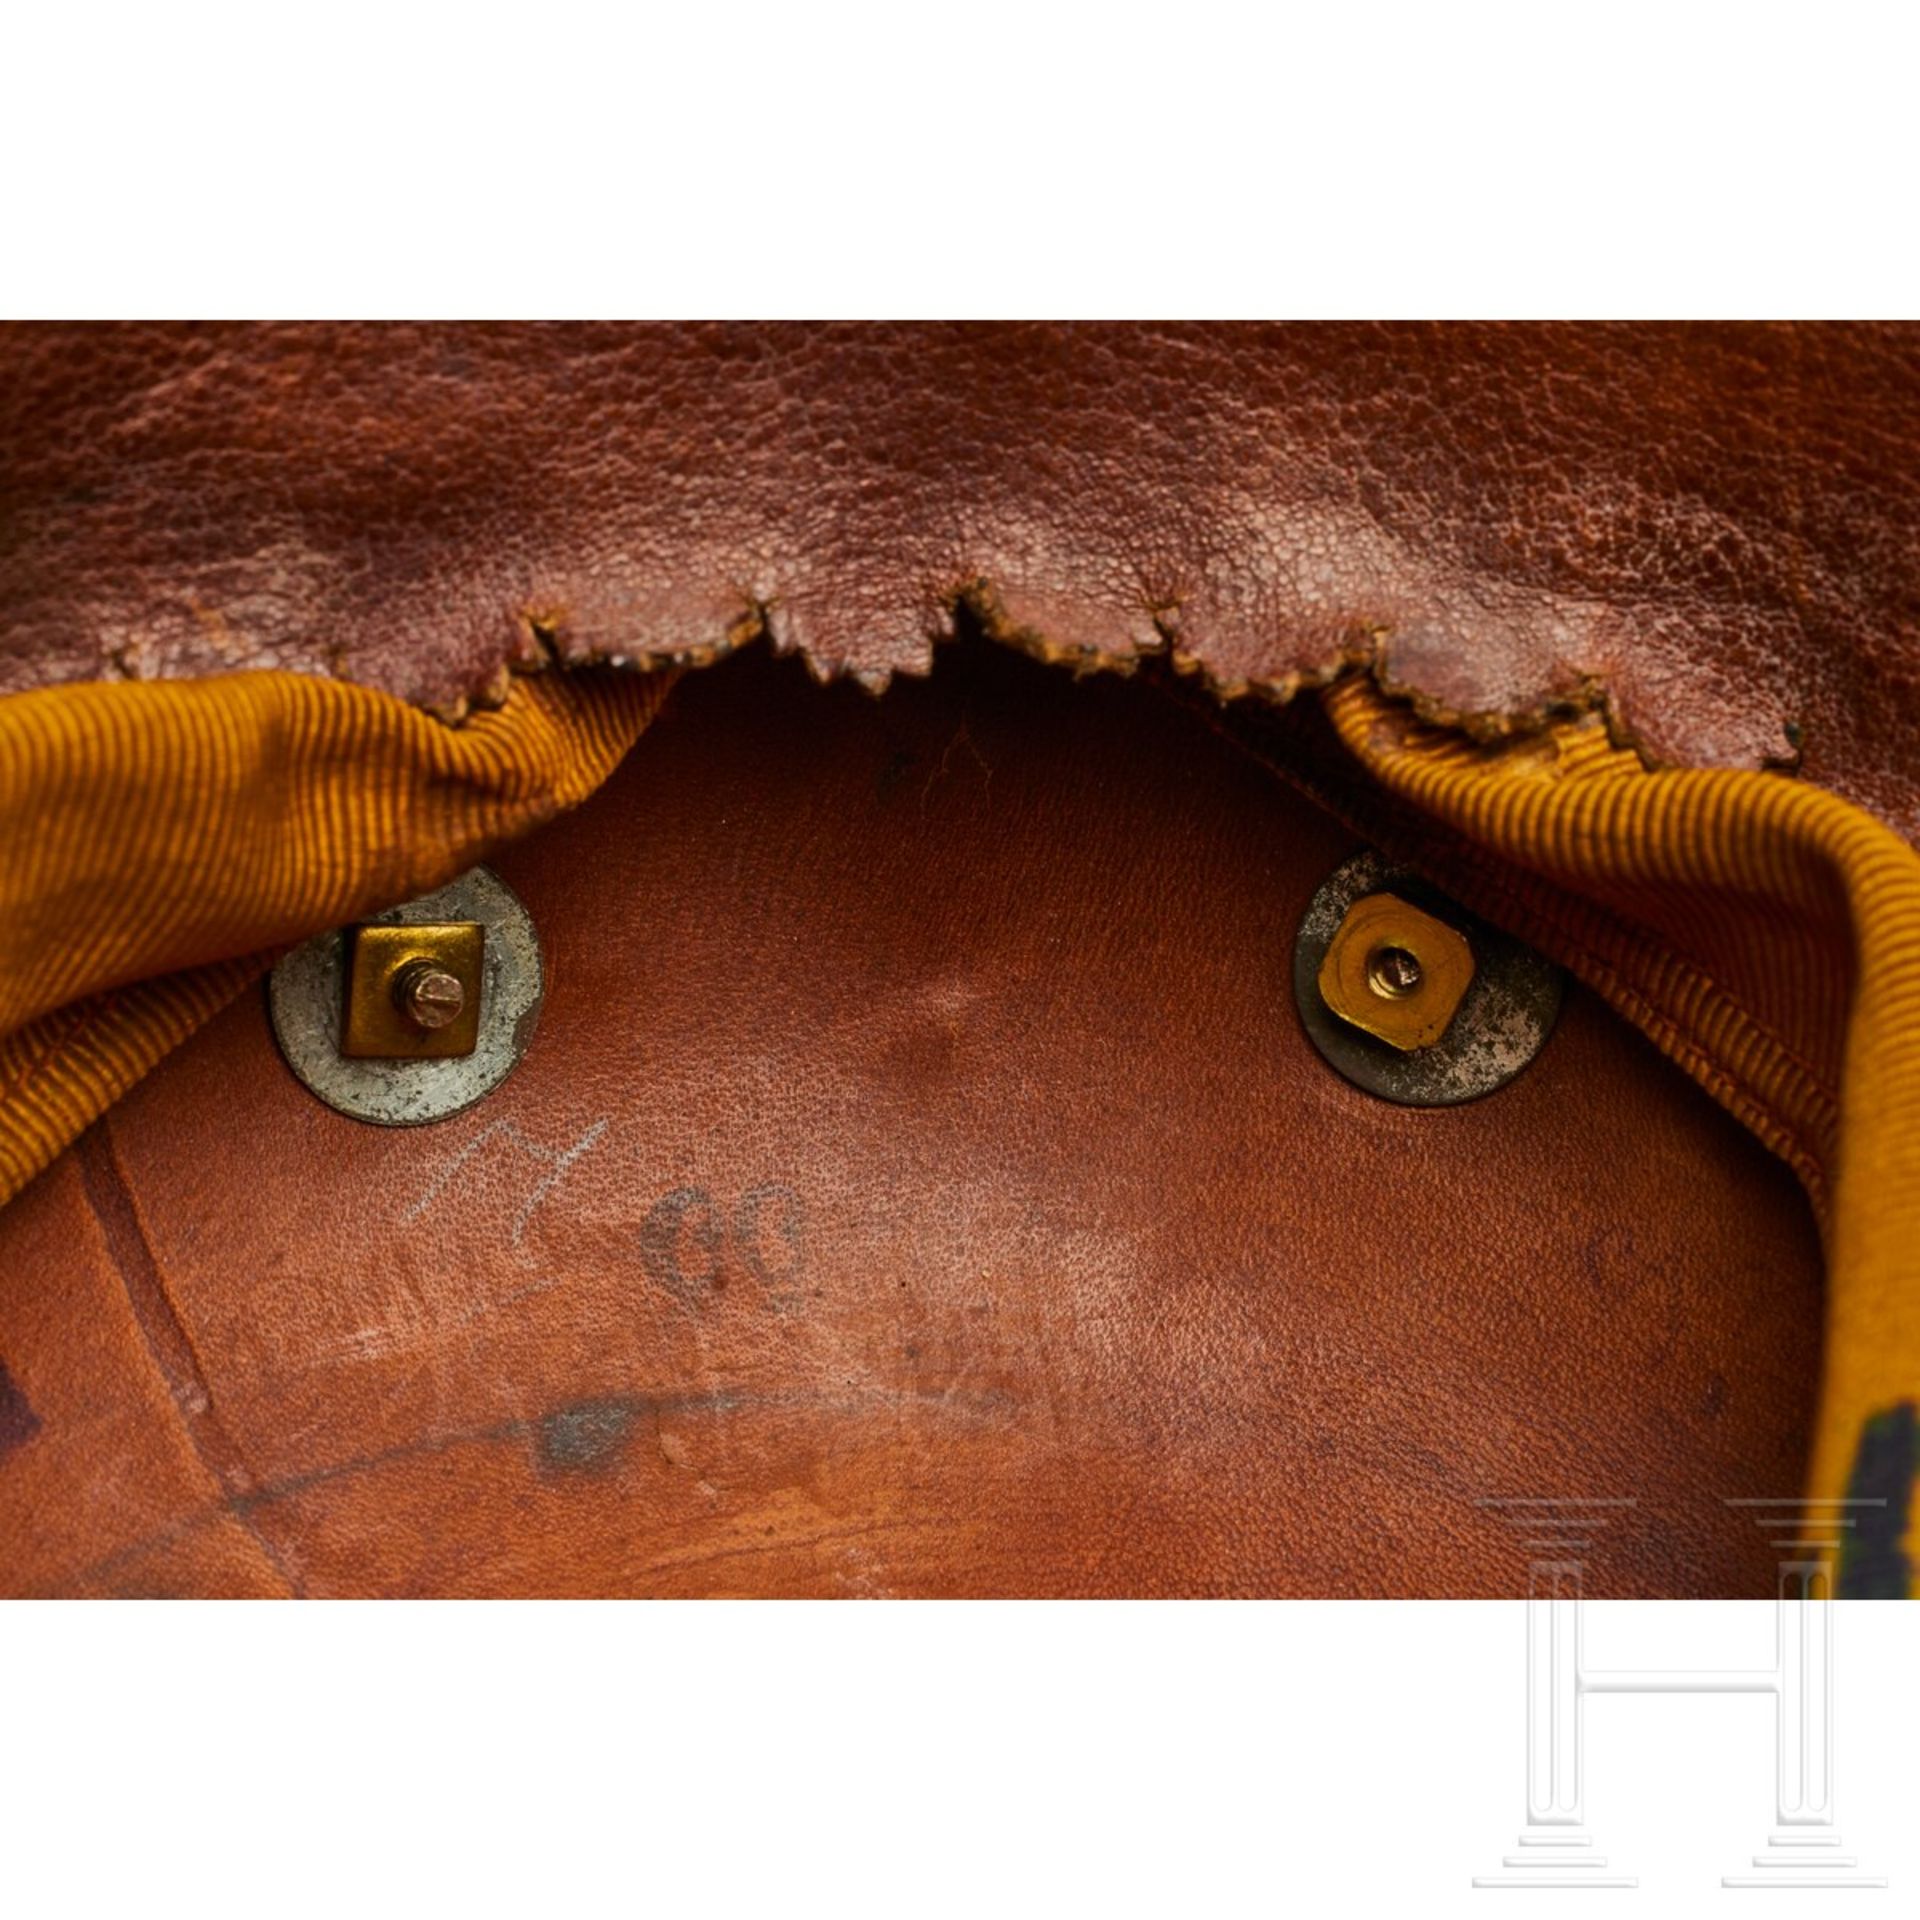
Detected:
[0,666,673,1205]
[1325,679,1920,1584]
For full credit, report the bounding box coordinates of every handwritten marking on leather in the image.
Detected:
[400,1117,607,1249]
[734,1183,805,1288]
[637,1187,720,1298]
[638,1183,807,1303]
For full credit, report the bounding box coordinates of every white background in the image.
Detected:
[6,2,1916,318]
[3,1601,1913,1915]
[4,4,1917,1915]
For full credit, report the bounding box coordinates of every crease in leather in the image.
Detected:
[0,648,1914,1589]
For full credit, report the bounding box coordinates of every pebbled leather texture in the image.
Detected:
[4,323,1919,838]
[0,642,1825,1596]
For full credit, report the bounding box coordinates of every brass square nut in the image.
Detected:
[341,921,486,1059]
[1317,891,1475,1052]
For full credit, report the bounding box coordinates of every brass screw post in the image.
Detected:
[341,919,486,1059]
[1317,892,1475,1051]
[394,961,468,1032]
[1367,944,1424,999]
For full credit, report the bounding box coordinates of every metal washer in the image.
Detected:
[1292,850,1564,1107]
[269,865,544,1126]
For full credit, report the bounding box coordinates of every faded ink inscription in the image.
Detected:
[639,1183,806,1303]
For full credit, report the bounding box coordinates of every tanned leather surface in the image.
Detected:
[4,323,1918,839]
[0,642,1825,1596]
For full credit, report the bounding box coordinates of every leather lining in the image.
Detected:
[6,323,1920,838]
[0,642,1830,1596]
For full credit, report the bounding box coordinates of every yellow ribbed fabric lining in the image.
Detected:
[0,661,1912,1587]
[1324,680,1920,1582]
[0,666,673,1204]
